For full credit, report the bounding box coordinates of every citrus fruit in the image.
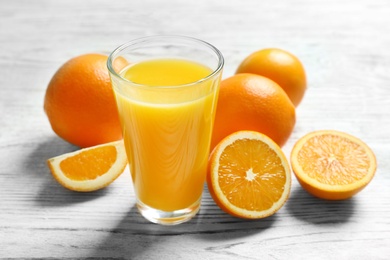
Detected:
[236,48,306,106]
[47,140,127,192]
[207,131,291,219]
[291,130,376,200]
[44,53,127,148]
[210,73,295,150]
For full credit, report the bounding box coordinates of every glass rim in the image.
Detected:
[107,35,224,89]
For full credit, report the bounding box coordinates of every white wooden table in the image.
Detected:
[1,0,389,259]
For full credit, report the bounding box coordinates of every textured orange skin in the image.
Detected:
[210,73,296,151]
[44,54,127,148]
[236,48,306,106]
[294,177,368,200]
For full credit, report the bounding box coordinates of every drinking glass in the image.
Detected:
[107,35,224,225]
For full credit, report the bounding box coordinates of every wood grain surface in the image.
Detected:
[1,0,389,259]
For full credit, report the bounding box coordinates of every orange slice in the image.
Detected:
[291,130,376,200]
[47,140,127,192]
[207,131,291,219]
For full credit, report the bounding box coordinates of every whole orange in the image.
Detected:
[210,73,296,150]
[236,48,306,106]
[44,53,126,148]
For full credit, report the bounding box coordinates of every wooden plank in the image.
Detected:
[1,0,390,258]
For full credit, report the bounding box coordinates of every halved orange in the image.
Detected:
[207,131,291,219]
[291,130,376,200]
[47,140,127,192]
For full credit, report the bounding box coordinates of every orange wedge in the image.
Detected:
[207,131,291,219]
[291,130,376,200]
[47,140,127,192]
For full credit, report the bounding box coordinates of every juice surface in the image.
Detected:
[124,58,211,86]
[115,58,217,211]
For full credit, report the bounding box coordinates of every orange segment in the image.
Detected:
[60,145,117,181]
[207,131,291,219]
[291,130,376,200]
[47,140,128,192]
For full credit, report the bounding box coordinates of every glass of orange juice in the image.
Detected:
[107,36,224,225]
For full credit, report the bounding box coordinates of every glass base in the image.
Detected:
[136,199,201,225]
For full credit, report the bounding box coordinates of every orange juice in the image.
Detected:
[114,58,218,212]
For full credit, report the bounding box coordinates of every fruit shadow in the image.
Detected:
[90,204,177,259]
[193,192,277,241]
[286,186,356,225]
[90,190,276,258]
[25,137,110,207]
